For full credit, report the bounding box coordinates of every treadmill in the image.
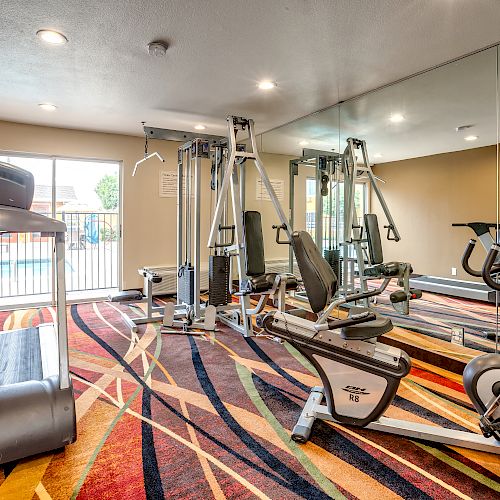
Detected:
[0,162,76,464]
[409,222,497,303]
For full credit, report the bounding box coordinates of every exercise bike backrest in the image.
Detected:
[290,230,338,313]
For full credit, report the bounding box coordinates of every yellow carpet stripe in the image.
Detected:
[102,304,225,498]
[330,422,473,500]
[75,375,269,499]
[413,442,500,492]
[0,455,52,500]
[401,380,478,431]
[35,479,53,499]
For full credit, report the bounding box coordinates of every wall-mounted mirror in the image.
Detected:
[258,45,499,354]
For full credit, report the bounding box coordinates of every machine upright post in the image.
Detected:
[194,142,202,318]
[315,156,323,252]
[177,148,184,305]
[55,232,70,390]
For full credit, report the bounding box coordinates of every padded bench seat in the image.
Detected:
[242,273,298,294]
[364,262,411,278]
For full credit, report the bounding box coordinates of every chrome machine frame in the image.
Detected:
[208,116,292,337]
[341,137,401,297]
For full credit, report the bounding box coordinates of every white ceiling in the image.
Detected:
[1,1,500,138]
[260,47,499,161]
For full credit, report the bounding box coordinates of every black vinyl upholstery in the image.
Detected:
[364,214,384,265]
[243,211,266,276]
[242,211,298,294]
[341,307,392,340]
[242,273,298,294]
[291,231,338,313]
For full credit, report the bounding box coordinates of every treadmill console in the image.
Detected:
[0,161,34,210]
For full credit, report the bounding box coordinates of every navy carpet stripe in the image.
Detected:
[141,391,165,500]
[70,305,292,488]
[253,374,433,500]
[245,337,310,392]
[189,336,332,499]
[392,395,471,432]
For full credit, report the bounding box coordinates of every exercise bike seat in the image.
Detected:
[341,307,393,340]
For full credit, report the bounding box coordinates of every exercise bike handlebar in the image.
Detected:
[461,239,482,277]
[482,244,500,291]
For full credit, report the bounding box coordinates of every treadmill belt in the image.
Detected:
[0,327,43,385]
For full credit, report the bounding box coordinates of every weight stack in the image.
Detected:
[209,255,231,306]
[324,249,342,284]
[177,265,195,305]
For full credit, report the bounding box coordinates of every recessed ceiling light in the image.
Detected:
[36,30,68,45]
[464,135,478,141]
[374,153,383,159]
[194,124,206,130]
[38,103,57,112]
[257,80,277,90]
[299,140,309,146]
[389,113,405,123]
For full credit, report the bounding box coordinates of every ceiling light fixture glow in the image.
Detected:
[194,124,206,130]
[389,113,405,123]
[38,103,57,112]
[464,135,478,141]
[299,140,309,146]
[36,29,68,45]
[257,80,277,90]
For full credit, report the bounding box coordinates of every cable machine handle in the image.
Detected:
[214,224,235,248]
[461,239,482,277]
[384,224,400,242]
[482,244,500,291]
[272,224,291,245]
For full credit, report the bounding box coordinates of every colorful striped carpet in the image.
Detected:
[0,301,499,499]
[367,284,499,353]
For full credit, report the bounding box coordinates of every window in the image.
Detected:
[0,154,120,300]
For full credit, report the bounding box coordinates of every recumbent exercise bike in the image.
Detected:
[263,230,500,453]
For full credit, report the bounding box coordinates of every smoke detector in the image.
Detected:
[147,41,168,57]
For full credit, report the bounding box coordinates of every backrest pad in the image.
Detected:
[243,211,266,276]
[364,213,384,265]
[291,231,338,313]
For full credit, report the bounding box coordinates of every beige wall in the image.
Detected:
[0,120,294,289]
[243,152,295,261]
[371,145,498,280]
[0,120,184,288]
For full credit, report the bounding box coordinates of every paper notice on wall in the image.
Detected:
[159,171,194,198]
[255,178,284,201]
[159,171,177,198]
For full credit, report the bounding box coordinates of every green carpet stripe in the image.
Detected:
[405,378,478,418]
[71,326,162,499]
[236,362,345,500]
[283,341,318,376]
[413,442,500,492]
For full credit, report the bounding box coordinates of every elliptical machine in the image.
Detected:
[263,230,500,453]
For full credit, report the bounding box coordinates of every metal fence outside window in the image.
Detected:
[0,212,118,298]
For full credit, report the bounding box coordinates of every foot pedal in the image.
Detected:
[204,305,217,331]
[162,302,175,328]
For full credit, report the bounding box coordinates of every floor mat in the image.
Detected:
[0,302,498,500]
